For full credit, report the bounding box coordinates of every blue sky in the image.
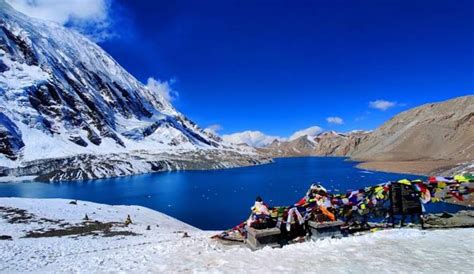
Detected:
[8,0,473,142]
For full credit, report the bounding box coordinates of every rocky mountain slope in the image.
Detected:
[259,131,370,158]
[260,96,474,175]
[352,95,474,174]
[0,1,268,181]
[351,96,473,162]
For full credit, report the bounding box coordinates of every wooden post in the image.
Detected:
[389,183,395,228]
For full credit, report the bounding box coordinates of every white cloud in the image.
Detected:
[146,77,178,102]
[289,126,322,140]
[6,0,114,41]
[204,124,222,134]
[369,100,396,111]
[222,131,283,147]
[326,116,344,125]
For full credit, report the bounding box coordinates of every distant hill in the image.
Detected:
[260,95,474,175]
[258,130,370,158]
[352,95,474,174]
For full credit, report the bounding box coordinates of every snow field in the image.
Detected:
[0,198,472,273]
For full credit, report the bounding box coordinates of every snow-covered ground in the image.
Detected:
[0,198,473,273]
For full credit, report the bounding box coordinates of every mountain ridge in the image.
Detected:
[259,95,474,175]
[258,130,371,158]
[352,95,474,175]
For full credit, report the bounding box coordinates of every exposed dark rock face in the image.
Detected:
[0,113,24,160]
[0,24,39,66]
[68,136,88,147]
[0,59,8,72]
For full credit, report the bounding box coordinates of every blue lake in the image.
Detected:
[0,157,467,230]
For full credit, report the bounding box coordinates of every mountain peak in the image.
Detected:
[0,4,256,174]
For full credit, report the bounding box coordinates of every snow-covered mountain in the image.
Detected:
[259,130,371,158]
[0,1,268,181]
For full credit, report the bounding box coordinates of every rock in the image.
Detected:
[68,136,88,147]
[423,210,474,228]
[0,59,8,72]
[440,212,453,218]
[0,113,24,160]
[0,235,12,240]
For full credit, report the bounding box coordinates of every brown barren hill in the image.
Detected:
[352,95,474,175]
[258,95,474,175]
[258,131,370,158]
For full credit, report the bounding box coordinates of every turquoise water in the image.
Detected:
[0,157,466,229]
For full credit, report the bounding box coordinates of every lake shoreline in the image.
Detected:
[1,153,467,184]
[0,151,273,183]
[355,159,462,176]
[0,157,432,229]
[355,160,431,177]
[273,156,460,177]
